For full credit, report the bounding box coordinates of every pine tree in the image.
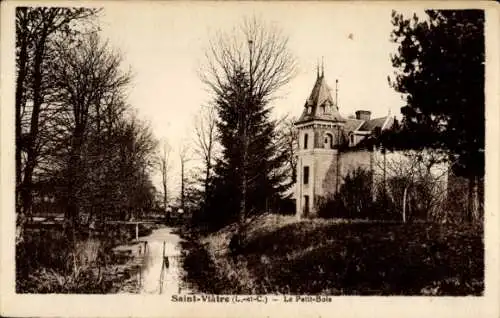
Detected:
[200,17,296,230]
[389,10,484,222]
[206,67,289,229]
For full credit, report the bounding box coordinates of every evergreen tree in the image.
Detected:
[206,67,289,228]
[201,18,296,230]
[389,10,484,222]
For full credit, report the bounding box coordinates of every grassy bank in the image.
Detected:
[16,223,156,293]
[186,214,483,295]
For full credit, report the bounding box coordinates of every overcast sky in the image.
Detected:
[97,2,416,196]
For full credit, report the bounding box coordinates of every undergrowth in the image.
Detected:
[16,225,140,293]
[185,215,484,295]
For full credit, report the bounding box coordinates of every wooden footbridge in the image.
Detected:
[25,215,170,241]
[105,220,161,241]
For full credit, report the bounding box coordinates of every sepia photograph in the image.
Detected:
[1,1,498,317]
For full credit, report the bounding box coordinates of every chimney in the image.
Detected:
[355,110,371,121]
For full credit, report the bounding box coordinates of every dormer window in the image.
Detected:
[307,106,312,114]
[323,101,331,114]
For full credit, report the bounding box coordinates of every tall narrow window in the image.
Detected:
[304,195,310,215]
[324,133,334,149]
[304,133,308,149]
[303,166,309,185]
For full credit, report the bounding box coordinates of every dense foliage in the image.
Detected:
[199,18,296,230]
[15,7,158,293]
[203,67,289,228]
[15,8,158,233]
[16,225,152,293]
[390,10,484,163]
[189,216,483,295]
[389,10,485,221]
[317,168,374,219]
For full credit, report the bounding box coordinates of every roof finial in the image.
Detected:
[335,79,339,107]
[316,59,320,79]
[321,56,324,78]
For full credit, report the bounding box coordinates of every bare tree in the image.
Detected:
[159,139,172,212]
[193,105,218,208]
[179,142,192,211]
[201,16,296,235]
[15,7,99,224]
[111,112,157,221]
[51,33,130,233]
[275,114,298,185]
[373,149,449,223]
[201,17,297,104]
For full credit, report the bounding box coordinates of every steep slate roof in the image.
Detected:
[296,74,345,124]
[343,118,364,133]
[294,73,397,150]
[358,116,390,132]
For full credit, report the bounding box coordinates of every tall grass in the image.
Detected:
[16,226,135,293]
[186,213,483,295]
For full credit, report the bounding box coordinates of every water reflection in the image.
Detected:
[136,227,191,295]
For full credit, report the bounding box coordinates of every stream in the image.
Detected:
[123,226,193,295]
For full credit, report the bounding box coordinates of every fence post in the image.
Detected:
[403,186,408,223]
[135,222,139,241]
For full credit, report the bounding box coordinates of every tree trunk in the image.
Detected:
[202,161,211,220]
[402,186,408,223]
[240,42,252,237]
[204,162,210,203]
[163,180,167,210]
[20,161,35,219]
[239,173,247,230]
[239,126,248,237]
[20,30,48,220]
[65,130,84,238]
[181,161,185,210]
[468,175,480,222]
[15,9,29,215]
[472,176,480,221]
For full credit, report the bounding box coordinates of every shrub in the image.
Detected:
[239,222,483,295]
[383,173,448,222]
[445,175,484,223]
[181,240,242,294]
[16,229,122,293]
[318,168,374,219]
[317,194,346,218]
[371,185,399,220]
[275,197,296,215]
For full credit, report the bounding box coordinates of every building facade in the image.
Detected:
[295,70,396,218]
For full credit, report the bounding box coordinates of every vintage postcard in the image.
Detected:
[1,1,499,317]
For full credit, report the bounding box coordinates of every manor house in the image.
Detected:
[295,68,396,218]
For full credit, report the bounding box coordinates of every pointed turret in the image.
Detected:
[321,56,324,78]
[296,73,345,124]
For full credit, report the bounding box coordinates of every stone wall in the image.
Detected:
[295,147,450,219]
[295,148,338,218]
[339,150,372,178]
[371,149,449,190]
